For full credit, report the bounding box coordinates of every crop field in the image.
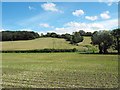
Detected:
[1,37,98,52]
[2,53,118,88]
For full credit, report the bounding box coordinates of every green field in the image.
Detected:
[2,53,118,88]
[1,37,98,52]
[2,37,118,88]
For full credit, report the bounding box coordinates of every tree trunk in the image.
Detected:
[117,37,120,54]
[103,43,108,54]
[103,48,108,54]
[99,44,103,54]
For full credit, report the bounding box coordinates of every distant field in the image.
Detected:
[79,36,91,46]
[1,37,98,52]
[2,53,118,88]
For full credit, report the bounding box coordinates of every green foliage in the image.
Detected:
[71,32,83,44]
[1,37,98,53]
[79,30,92,36]
[2,48,77,53]
[79,30,86,36]
[1,31,40,41]
[91,30,113,54]
[111,28,120,54]
[40,32,84,44]
[62,33,72,41]
[44,32,59,38]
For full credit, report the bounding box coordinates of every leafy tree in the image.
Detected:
[111,28,120,54]
[45,32,58,38]
[50,33,58,38]
[45,33,51,37]
[79,30,86,36]
[79,30,92,36]
[91,30,113,54]
[71,32,83,44]
[40,33,44,37]
[64,33,72,41]
[85,32,92,36]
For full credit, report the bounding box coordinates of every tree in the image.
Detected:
[91,30,113,54]
[111,28,120,54]
[85,32,92,36]
[45,32,58,38]
[50,32,58,38]
[40,33,44,37]
[79,30,85,36]
[64,33,72,41]
[1,31,40,41]
[71,32,83,44]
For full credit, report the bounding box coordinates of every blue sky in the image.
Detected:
[2,2,118,34]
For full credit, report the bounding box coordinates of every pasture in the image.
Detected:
[2,53,118,88]
[1,37,98,52]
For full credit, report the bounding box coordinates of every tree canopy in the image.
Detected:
[91,30,113,54]
[111,28,120,54]
[71,32,83,44]
[1,31,40,41]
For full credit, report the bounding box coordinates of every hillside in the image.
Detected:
[1,37,98,52]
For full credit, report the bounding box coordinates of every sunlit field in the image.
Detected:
[2,1,119,89]
[1,37,98,52]
[2,53,118,88]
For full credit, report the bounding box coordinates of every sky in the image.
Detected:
[2,2,118,34]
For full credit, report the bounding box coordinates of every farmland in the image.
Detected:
[1,37,118,88]
[1,37,98,52]
[2,53,118,88]
[2,2,119,89]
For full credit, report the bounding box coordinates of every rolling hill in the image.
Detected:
[1,37,98,52]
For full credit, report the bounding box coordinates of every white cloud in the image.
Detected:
[107,2,113,6]
[49,19,118,34]
[107,1,118,6]
[41,3,62,13]
[100,11,111,19]
[0,29,5,31]
[54,27,74,34]
[98,0,115,6]
[38,31,48,35]
[28,6,35,10]
[65,21,104,32]
[39,23,54,28]
[72,9,84,17]
[85,16,98,21]
[98,19,118,29]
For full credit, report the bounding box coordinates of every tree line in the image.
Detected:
[42,32,84,44]
[0,31,40,41]
[41,30,92,44]
[0,29,120,54]
[41,29,120,54]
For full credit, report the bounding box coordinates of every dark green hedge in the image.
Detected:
[1,48,77,53]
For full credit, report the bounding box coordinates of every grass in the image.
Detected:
[1,37,98,52]
[79,36,92,46]
[2,53,118,88]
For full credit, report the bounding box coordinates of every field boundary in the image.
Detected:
[1,49,119,55]
[0,48,77,53]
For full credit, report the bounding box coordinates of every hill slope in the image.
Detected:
[1,37,98,52]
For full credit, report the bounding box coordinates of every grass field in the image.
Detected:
[2,53,118,88]
[1,37,98,52]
